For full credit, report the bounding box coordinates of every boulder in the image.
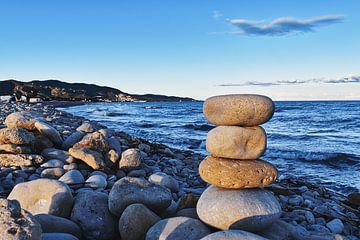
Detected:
[0,198,42,240]
[149,172,179,192]
[203,94,275,126]
[199,156,277,189]
[69,147,106,170]
[0,144,31,154]
[8,179,74,217]
[119,204,161,240]
[197,186,281,231]
[206,126,266,159]
[41,148,74,163]
[0,127,35,145]
[119,148,142,169]
[59,170,85,185]
[62,131,86,150]
[76,122,94,133]
[72,131,109,152]
[42,233,79,240]
[70,191,117,240]
[108,177,172,216]
[0,154,44,167]
[34,214,82,239]
[200,230,267,240]
[34,121,63,146]
[5,111,38,130]
[145,217,211,240]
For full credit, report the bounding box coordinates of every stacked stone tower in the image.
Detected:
[197,94,282,233]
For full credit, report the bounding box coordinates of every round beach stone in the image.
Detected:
[196,186,281,231]
[70,191,117,240]
[199,156,277,189]
[59,170,85,185]
[200,230,267,240]
[42,233,79,240]
[8,179,74,217]
[206,126,266,159]
[119,148,142,169]
[41,159,65,168]
[0,198,42,240]
[149,172,179,192]
[40,167,65,179]
[108,177,172,216]
[145,217,211,240]
[41,148,74,163]
[34,214,82,239]
[203,94,275,126]
[85,174,107,189]
[0,127,35,145]
[119,203,161,240]
[34,121,63,146]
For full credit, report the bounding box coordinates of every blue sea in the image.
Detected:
[61,101,360,194]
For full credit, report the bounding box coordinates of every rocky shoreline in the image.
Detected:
[0,101,359,240]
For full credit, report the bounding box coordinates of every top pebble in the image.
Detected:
[203,94,275,126]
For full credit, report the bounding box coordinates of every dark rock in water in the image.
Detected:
[119,203,161,240]
[0,198,42,240]
[108,177,172,216]
[145,217,211,240]
[347,192,360,207]
[70,191,117,240]
[34,214,82,239]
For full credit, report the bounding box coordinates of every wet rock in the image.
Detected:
[347,192,360,207]
[149,172,179,192]
[0,154,44,167]
[199,156,277,189]
[108,177,172,216]
[69,147,106,170]
[127,169,147,177]
[34,214,82,239]
[119,203,161,240]
[0,127,35,145]
[0,198,42,240]
[70,191,117,240]
[8,179,74,217]
[145,217,210,240]
[197,186,281,231]
[203,94,275,126]
[119,148,142,169]
[206,126,266,159]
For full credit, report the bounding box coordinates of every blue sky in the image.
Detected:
[1,0,359,100]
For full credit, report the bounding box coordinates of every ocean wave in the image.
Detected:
[265,149,360,168]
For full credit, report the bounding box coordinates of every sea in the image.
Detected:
[60,101,360,194]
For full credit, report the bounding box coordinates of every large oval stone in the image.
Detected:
[146,217,211,240]
[206,126,266,159]
[199,156,277,189]
[8,179,74,217]
[203,94,275,126]
[108,177,172,216]
[201,230,268,240]
[197,186,281,231]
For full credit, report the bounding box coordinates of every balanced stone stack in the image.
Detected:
[197,94,282,233]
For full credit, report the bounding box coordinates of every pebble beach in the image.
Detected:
[0,100,359,240]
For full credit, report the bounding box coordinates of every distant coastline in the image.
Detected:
[0,79,197,103]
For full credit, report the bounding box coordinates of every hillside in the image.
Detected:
[0,80,196,102]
